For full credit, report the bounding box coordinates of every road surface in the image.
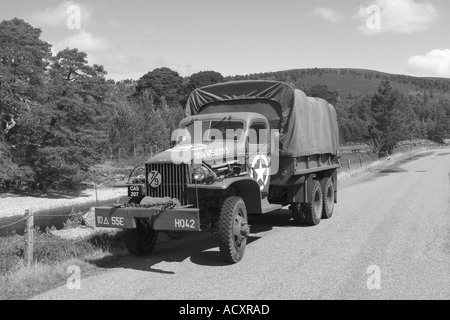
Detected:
[32,149,450,300]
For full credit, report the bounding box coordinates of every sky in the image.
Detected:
[1,0,449,81]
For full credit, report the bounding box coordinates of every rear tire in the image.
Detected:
[219,197,249,264]
[321,177,335,219]
[124,220,158,256]
[303,180,323,226]
[291,202,306,225]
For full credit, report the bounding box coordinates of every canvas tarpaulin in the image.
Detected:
[186,80,339,157]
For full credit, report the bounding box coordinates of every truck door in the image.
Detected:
[248,121,271,197]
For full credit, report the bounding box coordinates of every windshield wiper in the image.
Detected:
[210,116,230,130]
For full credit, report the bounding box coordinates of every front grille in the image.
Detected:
[146,163,191,206]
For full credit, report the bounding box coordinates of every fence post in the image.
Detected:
[359,155,363,168]
[25,209,34,269]
[347,159,351,172]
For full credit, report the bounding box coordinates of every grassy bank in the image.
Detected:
[0,214,128,300]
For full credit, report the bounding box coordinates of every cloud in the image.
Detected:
[310,7,345,23]
[28,1,93,28]
[407,49,450,78]
[53,30,111,53]
[355,0,439,35]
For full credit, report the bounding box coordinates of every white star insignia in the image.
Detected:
[253,160,267,183]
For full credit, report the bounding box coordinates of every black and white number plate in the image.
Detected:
[127,185,143,197]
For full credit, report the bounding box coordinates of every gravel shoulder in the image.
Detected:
[0,187,128,219]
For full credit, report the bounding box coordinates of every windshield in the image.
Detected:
[181,120,245,142]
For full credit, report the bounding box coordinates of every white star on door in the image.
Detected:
[251,155,270,190]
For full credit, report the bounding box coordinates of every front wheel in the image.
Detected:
[219,197,250,264]
[124,220,158,256]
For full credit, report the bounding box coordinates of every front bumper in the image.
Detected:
[94,206,201,232]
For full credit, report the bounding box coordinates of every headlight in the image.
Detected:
[193,167,208,182]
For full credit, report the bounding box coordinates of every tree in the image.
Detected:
[0,18,51,140]
[0,18,51,188]
[136,67,183,105]
[428,100,450,143]
[365,80,412,157]
[28,48,110,187]
[306,84,338,105]
[188,70,224,90]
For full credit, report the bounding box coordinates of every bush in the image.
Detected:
[63,212,85,229]
[0,234,24,274]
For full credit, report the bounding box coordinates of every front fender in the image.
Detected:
[187,177,262,213]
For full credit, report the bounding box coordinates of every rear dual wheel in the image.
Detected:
[321,177,335,219]
[303,180,323,226]
[292,178,330,226]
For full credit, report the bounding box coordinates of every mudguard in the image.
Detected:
[187,177,263,213]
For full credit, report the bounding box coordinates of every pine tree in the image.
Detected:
[32,48,110,187]
[365,80,411,157]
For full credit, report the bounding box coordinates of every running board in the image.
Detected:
[260,198,283,214]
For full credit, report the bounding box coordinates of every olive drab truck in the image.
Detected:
[95,80,340,263]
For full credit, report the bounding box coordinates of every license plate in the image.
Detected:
[128,185,143,197]
[153,209,200,232]
[96,215,126,228]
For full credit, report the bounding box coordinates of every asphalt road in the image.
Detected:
[32,149,450,300]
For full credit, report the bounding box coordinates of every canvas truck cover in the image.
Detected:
[186,80,339,157]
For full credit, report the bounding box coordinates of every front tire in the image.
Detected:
[219,197,250,264]
[124,220,158,256]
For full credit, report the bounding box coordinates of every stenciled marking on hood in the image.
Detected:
[168,143,233,160]
[194,147,230,160]
[168,144,207,152]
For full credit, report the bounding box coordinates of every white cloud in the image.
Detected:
[355,0,439,35]
[407,49,450,78]
[28,1,93,28]
[310,7,345,23]
[53,30,111,53]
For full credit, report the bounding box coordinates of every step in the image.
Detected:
[260,198,283,214]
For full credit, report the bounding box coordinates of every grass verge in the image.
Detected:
[0,214,128,300]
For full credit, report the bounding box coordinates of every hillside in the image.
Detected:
[227,68,450,103]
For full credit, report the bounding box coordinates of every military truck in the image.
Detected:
[95,80,340,263]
